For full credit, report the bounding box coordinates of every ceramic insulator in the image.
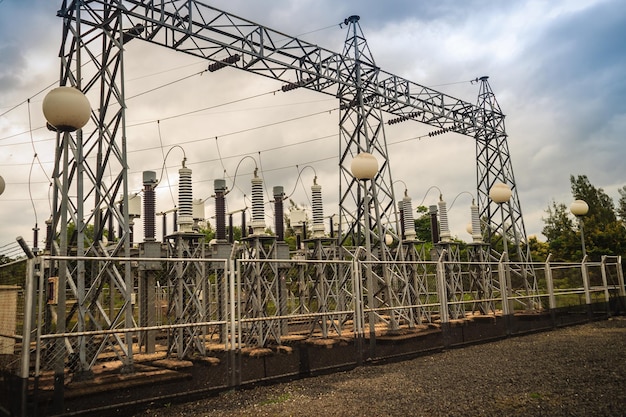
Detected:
[438,199,451,242]
[178,167,193,232]
[311,183,325,238]
[250,176,266,235]
[402,195,416,240]
[471,202,482,242]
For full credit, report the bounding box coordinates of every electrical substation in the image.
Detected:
[1,1,625,416]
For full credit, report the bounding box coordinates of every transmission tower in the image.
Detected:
[336,15,399,255]
[45,0,539,383]
[47,0,134,395]
[474,76,538,305]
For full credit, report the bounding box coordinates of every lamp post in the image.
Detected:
[350,152,378,350]
[42,86,92,392]
[570,199,589,258]
[489,182,513,316]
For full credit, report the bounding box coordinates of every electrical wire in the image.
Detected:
[126,68,208,101]
[157,126,185,207]
[128,88,283,128]
[126,61,206,82]
[1,125,434,190]
[27,99,52,214]
[256,151,273,218]
[212,137,249,200]
[0,79,58,120]
[227,155,257,199]
[294,22,344,39]
[127,107,337,154]
[285,165,317,201]
[0,60,211,143]
[428,79,477,88]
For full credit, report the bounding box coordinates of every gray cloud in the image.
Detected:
[1,0,625,250]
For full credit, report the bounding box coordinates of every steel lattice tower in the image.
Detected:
[48,0,134,394]
[337,16,399,254]
[475,76,538,305]
[46,1,541,382]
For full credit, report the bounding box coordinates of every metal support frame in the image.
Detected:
[394,240,433,326]
[48,1,135,395]
[475,77,538,307]
[238,236,287,347]
[467,242,496,315]
[62,1,530,254]
[46,0,540,385]
[336,16,399,254]
[165,233,207,358]
[305,238,352,338]
[434,242,465,320]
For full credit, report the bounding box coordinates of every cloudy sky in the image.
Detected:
[1,0,625,256]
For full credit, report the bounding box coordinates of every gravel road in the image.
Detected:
[136,317,626,417]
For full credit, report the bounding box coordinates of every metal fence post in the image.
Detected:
[617,256,626,297]
[228,259,240,387]
[19,256,36,417]
[436,251,450,325]
[581,255,592,319]
[544,254,557,327]
[497,254,510,316]
[544,254,556,311]
[600,256,611,316]
[352,258,364,364]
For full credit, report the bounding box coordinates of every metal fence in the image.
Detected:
[0,253,624,415]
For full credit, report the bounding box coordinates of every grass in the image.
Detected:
[259,392,291,406]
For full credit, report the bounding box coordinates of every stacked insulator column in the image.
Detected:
[143,171,157,241]
[402,194,416,241]
[311,180,325,238]
[429,205,440,243]
[438,197,451,242]
[177,164,193,233]
[214,179,227,242]
[250,172,266,235]
[273,186,285,241]
[45,218,53,251]
[470,200,482,243]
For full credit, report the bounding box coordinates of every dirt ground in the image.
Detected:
[135,317,626,417]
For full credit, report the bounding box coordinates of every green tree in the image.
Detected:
[541,175,626,261]
[199,222,215,241]
[617,185,626,222]
[528,236,550,261]
[570,175,626,260]
[414,205,433,242]
[542,200,578,261]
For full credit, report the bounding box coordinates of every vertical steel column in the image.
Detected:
[475,77,538,310]
[50,1,135,389]
[337,16,399,255]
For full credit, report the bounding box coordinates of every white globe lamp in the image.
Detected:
[489,182,512,204]
[570,199,589,217]
[42,86,91,132]
[350,152,378,180]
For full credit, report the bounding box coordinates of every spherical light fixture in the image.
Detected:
[350,152,378,180]
[384,233,393,246]
[0,175,5,196]
[489,182,512,204]
[466,222,472,235]
[42,86,91,132]
[570,199,589,216]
